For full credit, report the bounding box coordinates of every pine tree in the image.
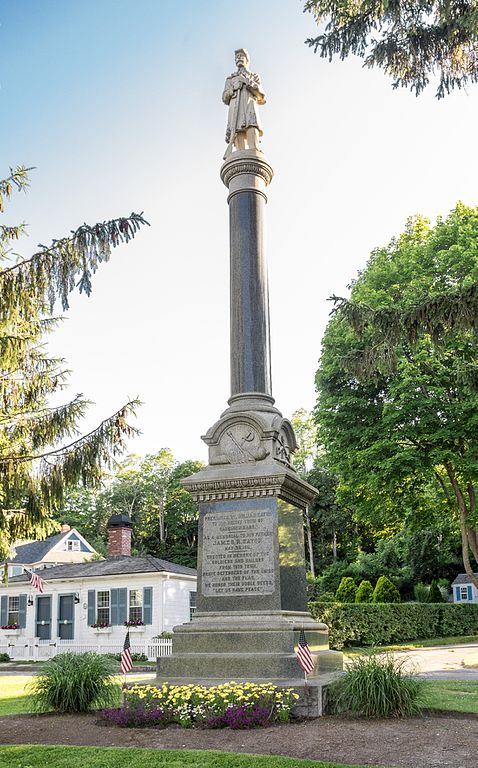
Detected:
[355,579,374,603]
[373,576,401,604]
[304,1,478,98]
[0,166,148,559]
[335,576,357,603]
[427,579,444,603]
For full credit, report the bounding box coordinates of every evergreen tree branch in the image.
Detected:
[0,212,149,317]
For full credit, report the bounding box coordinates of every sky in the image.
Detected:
[1,0,478,465]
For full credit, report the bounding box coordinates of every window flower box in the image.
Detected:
[124,620,145,629]
[126,625,145,633]
[1,623,20,636]
[90,623,112,634]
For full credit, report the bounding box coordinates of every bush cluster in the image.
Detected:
[100,682,299,729]
[328,653,424,718]
[334,575,401,604]
[309,602,478,649]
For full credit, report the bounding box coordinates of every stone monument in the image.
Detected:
[157,50,342,693]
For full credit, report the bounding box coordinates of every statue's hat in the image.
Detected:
[235,48,250,64]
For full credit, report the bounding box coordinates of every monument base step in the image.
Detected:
[156,649,343,681]
[149,673,343,718]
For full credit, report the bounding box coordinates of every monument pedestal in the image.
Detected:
[156,394,343,688]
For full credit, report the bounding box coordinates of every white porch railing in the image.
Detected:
[0,637,172,662]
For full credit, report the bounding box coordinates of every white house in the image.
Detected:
[0,514,197,660]
[451,573,478,604]
[3,523,98,579]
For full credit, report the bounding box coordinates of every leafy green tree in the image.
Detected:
[335,576,357,602]
[0,166,147,558]
[373,576,401,604]
[316,204,478,590]
[304,1,478,98]
[355,579,374,603]
[58,450,203,566]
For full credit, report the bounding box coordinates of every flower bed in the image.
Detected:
[99,681,299,729]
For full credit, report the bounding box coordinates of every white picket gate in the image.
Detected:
[0,637,172,662]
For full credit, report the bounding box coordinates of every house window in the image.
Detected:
[97,590,110,624]
[66,540,80,552]
[129,589,143,622]
[9,566,23,577]
[460,586,469,600]
[7,596,20,626]
[189,591,197,621]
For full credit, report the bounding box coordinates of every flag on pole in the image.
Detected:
[120,631,133,674]
[296,629,314,675]
[28,569,45,594]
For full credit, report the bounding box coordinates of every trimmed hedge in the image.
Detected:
[309,601,478,650]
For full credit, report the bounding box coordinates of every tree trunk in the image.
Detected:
[304,504,315,577]
[445,463,478,589]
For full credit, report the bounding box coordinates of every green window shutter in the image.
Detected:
[118,588,127,624]
[0,595,7,625]
[467,585,473,601]
[18,594,27,628]
[143,587,152,625]
[87,590,96,626]
[111,588,127,625]
[110,588,119,625]
[455,586,461,602]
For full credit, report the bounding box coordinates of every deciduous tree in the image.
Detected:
[316,203,478,588]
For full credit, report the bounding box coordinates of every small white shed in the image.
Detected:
[451,573,478,604]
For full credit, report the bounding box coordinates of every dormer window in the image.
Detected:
[66,540,80,552]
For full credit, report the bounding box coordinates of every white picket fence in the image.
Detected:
[0,637,172,662]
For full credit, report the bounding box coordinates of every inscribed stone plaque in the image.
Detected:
[202,507,275,596]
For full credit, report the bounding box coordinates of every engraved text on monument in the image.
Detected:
[202,508,275,596]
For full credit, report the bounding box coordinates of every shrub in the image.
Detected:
[318,591,336,603]
[328,653,424,718]
[27,652,120,713]
[106,652,148,663]
[355,580,374,603]
[413,582,429,602]
[335,576,357,603]
[427,580,444,603]
[0,652,10,662]
[373,576,401,603]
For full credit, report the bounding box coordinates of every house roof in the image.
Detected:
[8,555,196,583]
[7,532,67,564]
[451,573,478,585]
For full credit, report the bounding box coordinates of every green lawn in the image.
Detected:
[422,680,478,713]
[0,746,387,768]
[0,673,154,716]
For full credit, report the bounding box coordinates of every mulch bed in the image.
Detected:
[0,712,477,768]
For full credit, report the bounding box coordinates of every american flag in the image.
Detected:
[296,629,314,675]
[120,631,133,674]
[28,570,45,594]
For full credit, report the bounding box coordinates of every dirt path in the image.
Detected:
[0,712,477,768]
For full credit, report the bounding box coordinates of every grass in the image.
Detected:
[0,673,154,716]
[344,635,478,655]
[422,680,478,713]
[0,746,388,768]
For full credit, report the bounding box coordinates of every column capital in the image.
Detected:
[220,149,273,198]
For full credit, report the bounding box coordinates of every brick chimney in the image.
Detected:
[60,522,71,534]
[107,514,132,557]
